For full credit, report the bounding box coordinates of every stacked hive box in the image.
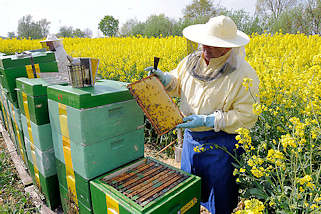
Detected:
[0,104,4,129]
[0,87,9,131]
[7,98,28,166]
[0,65,10,133]
[17,77,65,209]
[0,86,5,123]
[47,79,145,213]
[0,51,59,168]
[0,89,16,142]
[90,157,201,214]
[0,51,58,108]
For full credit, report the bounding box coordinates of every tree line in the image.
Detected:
[7,0,321,39]
[115,0,321,37]
[7,15,93,39]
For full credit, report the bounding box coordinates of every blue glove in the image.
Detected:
[144,66,172,87]
[176,114,215,129]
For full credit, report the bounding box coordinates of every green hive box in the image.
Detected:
[47,79,145,180]
[1,92,16,141]
[7,99,28,166]
[0,88,10,131]
[2,88,18,108]
[90,157,201,214]
[0,51,58,94]
[21,114,53,151]
[56,159,93,213]
[25,137,60,209]
[0,102,4,126]
[0,98,10,132]
[16,77,68,125]
[59,184,92,214]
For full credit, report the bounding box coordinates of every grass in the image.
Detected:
[0,134,39,214]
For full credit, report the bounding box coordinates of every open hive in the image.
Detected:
[90,157,201,214]
[101,158,188,207]
[127,74,183,135]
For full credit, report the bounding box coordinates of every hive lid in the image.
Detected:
[127,74,183,135]
[0,51,56,69]
[47,79,133,109]
[16,77,68,97]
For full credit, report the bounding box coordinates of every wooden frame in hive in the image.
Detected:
[127,74,183,135]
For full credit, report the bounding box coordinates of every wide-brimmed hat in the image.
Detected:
[183,15,250,48]
[40,34,61,43]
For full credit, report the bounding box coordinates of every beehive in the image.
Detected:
[90,157,201,214]
[48,79,144,179]
[56,159,93,213]
[0,51,58,95]
[1,90,16,142]
[16,77,68,125]
[0,87,10,133]
[0,96,4,127]
[17,78,67,209]
[47,79,144,213]
[7,99,28,167]
[24,137,60,209]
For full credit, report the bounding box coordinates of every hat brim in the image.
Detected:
[40,38,62,43]
[183,24,250,48]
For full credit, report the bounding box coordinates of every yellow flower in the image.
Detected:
[299,186,304,192]
[252,103,267,115]
[280,134,297,151]
[251,166,264,178]
[242,78,253,91]
[310,204,318,210]
[298,175,312,185]
[314,197,321,202]
[233,168,239,176]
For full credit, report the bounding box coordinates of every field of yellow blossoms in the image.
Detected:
[0,33,320,213]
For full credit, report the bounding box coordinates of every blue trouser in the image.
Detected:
[181,129,239,214]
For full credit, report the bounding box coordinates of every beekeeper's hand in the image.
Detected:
[144,66,172,87]
[176,114,215,129]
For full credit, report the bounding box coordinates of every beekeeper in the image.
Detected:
[40,34,69,81]
[145,15,259,214]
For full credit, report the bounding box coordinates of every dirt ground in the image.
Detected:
[144,144,211,214]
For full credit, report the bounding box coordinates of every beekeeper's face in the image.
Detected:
[41,41,56,51]
[202,45,231,61]
[46,41,56,51]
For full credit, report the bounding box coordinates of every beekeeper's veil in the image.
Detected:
[182,15,250,78]
[40,34,69,81]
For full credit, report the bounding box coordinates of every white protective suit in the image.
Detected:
[166,47,260,133]
[39,36,70,82]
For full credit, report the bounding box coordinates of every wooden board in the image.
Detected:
[127,74,183,135]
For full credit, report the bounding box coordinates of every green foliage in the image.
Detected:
[73,28,86,38]
[17,15,50,39]
[144,118,177,157]
[131,22,145,36]
[57,26,74,37]
[57,26,91,38]
[120,19,139,36]
[117,0,320,37]
[143,14,174,37]
[98,15,119,37]
[183,0,217,20]
[0,137,38,213]
[7,32,16,38]
[259,0,321,35]
[220,9,264,35]
[255,0,298,20]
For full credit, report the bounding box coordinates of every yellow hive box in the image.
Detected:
[127,74,183,135]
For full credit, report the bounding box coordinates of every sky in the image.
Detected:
[0,0,256,37]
